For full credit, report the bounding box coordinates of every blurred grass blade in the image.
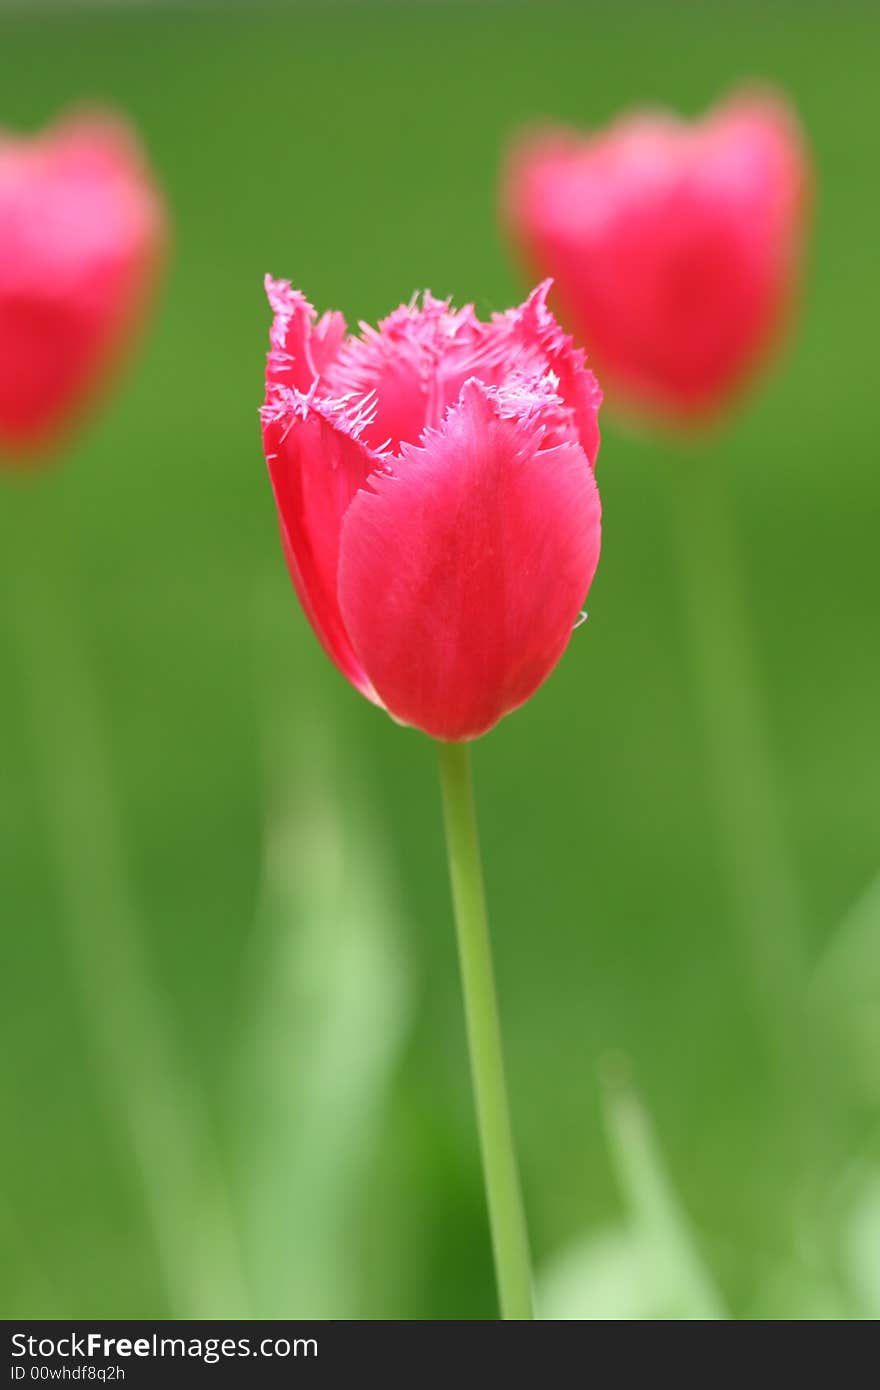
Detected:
[540,1226,665,1320]
[234,685,412,1318]
[11,561,247,1317]
[837,1166,880,1318]
[810,870,880,1101]
[602,1062,727,1320]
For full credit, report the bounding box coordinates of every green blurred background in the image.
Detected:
[2,0,879,1320]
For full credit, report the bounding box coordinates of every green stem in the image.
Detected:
[668,452,806,1042]
[437,740,533,1320]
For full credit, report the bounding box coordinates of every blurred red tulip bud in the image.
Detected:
[504,88,810,427]
[0,108,166,460]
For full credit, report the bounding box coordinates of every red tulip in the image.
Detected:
[261,278,602,741]
[0,108,166,459]
[504,88,810,426]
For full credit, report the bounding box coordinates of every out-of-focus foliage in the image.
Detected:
[1,0,878,1318]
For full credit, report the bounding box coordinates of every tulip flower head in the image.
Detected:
[504,88,810,427]
[0,108,166,459]
[261,278,603,741]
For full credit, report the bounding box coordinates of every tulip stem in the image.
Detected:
[436,740,533,1320]
[668,452,806,1048]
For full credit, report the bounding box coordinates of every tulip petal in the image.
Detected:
[323,294,479,452]
[0,294,106,448]
[510,280,602,465]
[265,275,346,396]
[337,378,601,740]
[262,390,384,703]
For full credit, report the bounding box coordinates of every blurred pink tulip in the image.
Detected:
[0,108,166,460]
[504,88,810,426]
